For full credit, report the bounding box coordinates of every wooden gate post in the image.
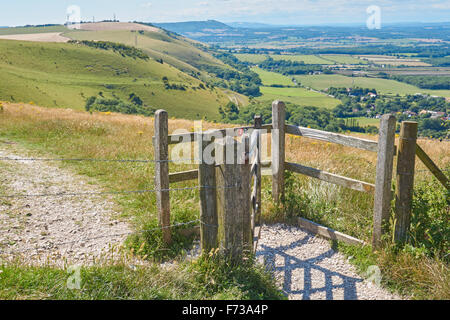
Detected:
[154,110,171,245]
[199,134,218,253]
[215,136,251,261]
[272,101,286,202]
[394,121,418,243]
[372,114,397,249]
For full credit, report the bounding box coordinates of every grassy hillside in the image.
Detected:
[0,39,231,120]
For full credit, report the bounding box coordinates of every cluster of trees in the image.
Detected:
[85,93,155,117]
[202,64,261,97]
[218,101,378,134]
[200,52,262,97]
[327,87,378,99]
[69,40,149,60]
[391,75,450,90]
[258,57,324,75]
[422,57,450,67]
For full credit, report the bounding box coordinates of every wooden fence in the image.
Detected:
[153,101,449,257]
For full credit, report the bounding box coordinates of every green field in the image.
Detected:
[234,53,269,63]
[294,74,450,97]
[236,53,367,65]
[0,40,230,119]
[251,67,340,108]
[67,29,226,74]
[258,86,341,108]
[319,55,367,65]
[251,67,296,86]
[0,25,68,35]
[339,117,381,128]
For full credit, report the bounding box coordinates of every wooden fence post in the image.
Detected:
[199,134,218,253]
[215,136,251,261]
[272,101,286,202]
[394,121,418,243]
[241,134,252,252]
[154,110,171,245]
[372,114,397,249]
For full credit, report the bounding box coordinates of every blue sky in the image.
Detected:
[1,0,449,27]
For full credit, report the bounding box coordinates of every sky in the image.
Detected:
[1,0,449,27]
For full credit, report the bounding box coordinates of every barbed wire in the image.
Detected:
[0,183,241,199]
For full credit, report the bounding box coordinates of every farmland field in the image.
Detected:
[258,86,341,108]
[294,74,450,97]
[251,67,296,86]
[0,39,230,119]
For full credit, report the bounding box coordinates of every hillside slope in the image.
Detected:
[0,39,231,119]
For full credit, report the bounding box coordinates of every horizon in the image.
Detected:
[1,0,450,27]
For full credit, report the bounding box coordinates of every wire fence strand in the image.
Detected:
[0,157,194,164]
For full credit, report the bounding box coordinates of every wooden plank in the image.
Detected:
[154,110,171,245]
[394,122,418,243]
[169,170,199,183]
[215,135,252,260]
[157,124,273,145]
[372,114,397,249]
[416,144,449,190]
[298,217,366,246]
[272,101,286,202]
[199,138,218,253]
[240,134,252,253]
[285,162,375,193]
[286,124,379,152]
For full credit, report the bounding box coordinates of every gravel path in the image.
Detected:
[256,224,402,300]
[0,143,131,267]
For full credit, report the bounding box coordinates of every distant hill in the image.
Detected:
[154,20,234,34]
[0,39,232,120]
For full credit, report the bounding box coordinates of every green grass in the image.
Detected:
[259,86,340,109]
[234,53,268,64]
[271,54,331,64]
[294,74,450,98]
[0,26,68,36]
[235,53,367,65]
[339,117,381,128]
[0,39,229,120]
[0,256,285,300]
[251,67,296,86]
[250,67,340,108]
[319,55,367,65]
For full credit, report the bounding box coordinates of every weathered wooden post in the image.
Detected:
[251,116,262,242]
[215,135,251,260]
[199,133,218,253]
[154,110,171,245]
[372,114,397,249]
[272,101,286,202]
[394,121,418,243]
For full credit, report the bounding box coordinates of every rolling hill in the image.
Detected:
[0,39,231,119]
